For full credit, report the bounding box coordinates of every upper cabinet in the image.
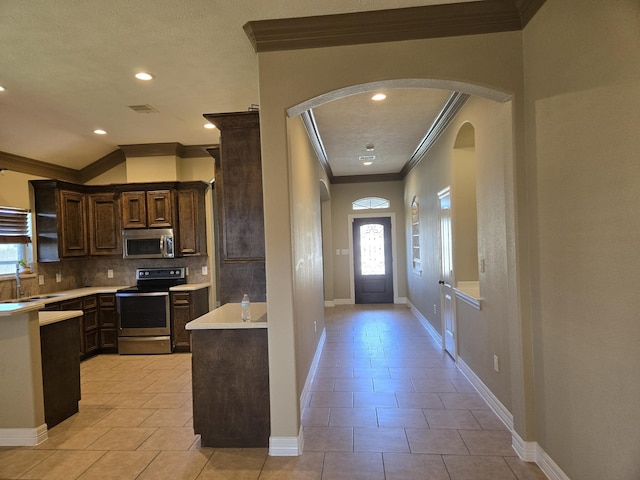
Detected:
[176,182,208,257]
[88,192,122,256]
[32,180,88,262]
[122,189,173,228]
[204,110,265,304]
[31,180,209,261]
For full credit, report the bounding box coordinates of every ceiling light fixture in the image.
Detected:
[0,85,5,92]
[366,144,374,151]
[135,72,154,81]
[204,123,216,129]
[93,129,107,135]
[363,161,373,166]
[371,93,386,101]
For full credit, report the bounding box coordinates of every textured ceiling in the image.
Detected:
[0,0,479,174]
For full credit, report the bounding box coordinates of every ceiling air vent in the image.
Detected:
[128,104,159,113]
[358,155,376,161]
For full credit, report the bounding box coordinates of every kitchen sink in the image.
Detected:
[0,294,65,304]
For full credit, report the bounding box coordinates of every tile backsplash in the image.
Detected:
[0,256,211,301]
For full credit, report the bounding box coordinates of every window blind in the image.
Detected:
[0,206,31,244]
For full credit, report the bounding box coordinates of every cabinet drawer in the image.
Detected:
[83,295,97,310]
[172,292,191,306]
[98,294,116,307]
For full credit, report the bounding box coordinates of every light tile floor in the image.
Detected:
[0,304,547,479]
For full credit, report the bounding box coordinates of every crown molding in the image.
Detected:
[300,110,332,180]
[0,150,82,183]
[77,149,126,183]
[244,0,546,53]
[401,91,470,177]
[331,173,403,184]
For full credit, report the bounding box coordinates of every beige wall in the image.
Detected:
[256,30,527,443]
[404,96,515,410]
[126,155,178,182]
[329,181,406,302]
[524,1,640,478]
[287,116,326,408]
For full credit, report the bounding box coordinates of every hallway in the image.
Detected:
[300,304,546,479]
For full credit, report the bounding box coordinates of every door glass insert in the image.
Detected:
[359,223,385,275]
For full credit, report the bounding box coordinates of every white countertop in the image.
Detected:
[186,302,267,330]
[0,282,210,316]
[39,310,83,327]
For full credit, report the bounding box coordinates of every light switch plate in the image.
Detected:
[38,275,44,285]
[107,269,113,278]
[202,266,208,275]
[55,272,61,283]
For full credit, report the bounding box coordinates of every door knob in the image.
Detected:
[438,280,445,285]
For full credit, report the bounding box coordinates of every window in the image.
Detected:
[0,207,32,275]
[352,197,390,210]
[359,223,386,275]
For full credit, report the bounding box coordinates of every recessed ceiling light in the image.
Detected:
[93,129,107,135]
[135,72,154,81]
[366,144,375,151]
[0,85,5,92]
[204,123,216,129]
[371,93,386,101]
[363,161,373,166]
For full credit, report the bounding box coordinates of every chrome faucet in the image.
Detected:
[15,263,22,299]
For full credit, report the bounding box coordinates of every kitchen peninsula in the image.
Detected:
[0,302,82,446]
[186,302,269,447]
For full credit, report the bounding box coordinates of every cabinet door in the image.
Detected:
[121,191,147,228]
[98,294,118,351]
[88,192,122,256]
[147,190,173,227]
[171,292,192,351]
[60,298,85,357]
[177,188,206,256]
[59,190,88,257]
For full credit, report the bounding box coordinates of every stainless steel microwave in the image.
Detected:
[122,228,174,259]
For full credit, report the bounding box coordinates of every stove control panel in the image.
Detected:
[135,267,186,281]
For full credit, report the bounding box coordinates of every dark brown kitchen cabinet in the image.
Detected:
[204,110,265,304]
[40,315,81,428]
[83,295,99,357]
[121,191,147,228]
[88,192,122,256]
[98,294,118,352]
[60,190,88,257]
[59,298,85,358]
[176,183,208,256]
[31,181,88,262]
[122,189,174,228]
[171,288,209,352]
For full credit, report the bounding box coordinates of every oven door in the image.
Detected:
[117,291,170,337]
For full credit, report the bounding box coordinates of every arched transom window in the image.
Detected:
[352,197,390,210]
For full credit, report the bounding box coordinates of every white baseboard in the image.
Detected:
[457,358,514,431]
[300,329,326,414]
[0,424,48,446]
[407,300,443,348]
[324,300,335,307]
[396,296,408,304]
[269,427,303,456]
[455,358,571,480]
[334,298,353,305]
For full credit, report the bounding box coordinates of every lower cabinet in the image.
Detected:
[98,294,118,352]
[59,298,85,358]
[83,295,99,357]
[171,288,209,352]
[40,315,81,428]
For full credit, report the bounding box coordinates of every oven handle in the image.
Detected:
[116,292,169,298]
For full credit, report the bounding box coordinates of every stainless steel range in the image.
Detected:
[116,267,186,354]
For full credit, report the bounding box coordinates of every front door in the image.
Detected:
[353,217,394,304]
[438,187,457,359]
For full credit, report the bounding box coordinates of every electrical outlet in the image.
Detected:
[186,267,189,276]
[314,320,317,333]
[493,355,500,373]
[202,266,208,275]
[433,304,437,315]
[55,272,62,283]
[107,269,114,278]
[38,275,44,285]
